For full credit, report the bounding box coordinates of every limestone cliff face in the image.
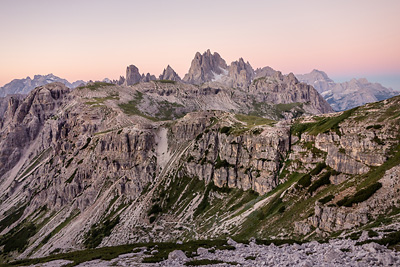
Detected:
[179,123,290,194]
[289,98,400,236]
[0,94,25,117]
[248,71,333,114]
[0,82,70,179]
[305,165,400,233]
[0,83,161,258]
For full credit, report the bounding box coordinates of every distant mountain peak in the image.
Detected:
[0,74,84,97]
[297,70,399,111]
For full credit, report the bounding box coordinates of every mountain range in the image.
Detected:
[2,53,397,116]
[0,50,399,265]
[297,69,399,111]
[0,74,84,97]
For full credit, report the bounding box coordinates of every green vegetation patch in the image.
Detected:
[84,216,120,249]
[118,91,157,121]
[252,77,267,84]
[148,204,162,217]
[228,189,259,212]
[193,181,232,218]
[80,137,92,150]
[214,155,234,169]
[357,230,400,248]
[291,107,357,137]
[308,171,332,194]
[372,136,384,145]
[337,182,382,207]
[275,103,304,114]
[192,181,232,218]
[219,126,232,134]
[0,222,36,253]
[65,157,74,168]
[142,240,235,263]
[5,243,143,267]
[318,195,334,205]
[308,108,356,136]
[0,205,26,232]
[368,230,379,238]
[291,122,316,138]
[154,100,184,120]
[85,95,119,106]
[302,142,327,157]
[249,101,304,119]
[347,231,362,240]
[78,82,114,91]
[309,162,327,176]
[235,114,274,126]
[155,79,176,84]
[366,124,383,130]
[377,105,400,122]
[65,169,78,183]
[119,91,183,120]
[162,175,205,213]
[255,197,285,221]
[297,174,312,188]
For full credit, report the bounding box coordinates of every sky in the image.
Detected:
[0,0,399,90]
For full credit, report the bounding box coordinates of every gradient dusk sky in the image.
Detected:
[1,0,399,89]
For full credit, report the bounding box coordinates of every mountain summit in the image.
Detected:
[182,50,255,88]
[159,65,181,81]
[183,49,228,84]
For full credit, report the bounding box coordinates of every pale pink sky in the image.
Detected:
[1,0,399,89]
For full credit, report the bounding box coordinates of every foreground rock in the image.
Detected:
[27,239,400,266]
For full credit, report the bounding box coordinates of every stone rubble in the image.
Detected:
[29,239,400,266]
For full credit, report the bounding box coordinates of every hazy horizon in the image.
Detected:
[1,0,399,90]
